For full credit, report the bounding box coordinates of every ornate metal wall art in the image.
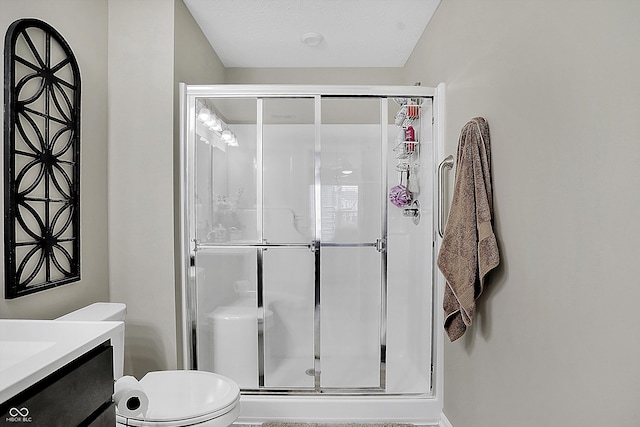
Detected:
[4,19,81,298]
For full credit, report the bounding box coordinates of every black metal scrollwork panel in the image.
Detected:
[4,19,81,298]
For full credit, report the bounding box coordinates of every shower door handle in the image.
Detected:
[437,155,454,238]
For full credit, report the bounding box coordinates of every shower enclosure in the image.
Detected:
[179,84,445,424]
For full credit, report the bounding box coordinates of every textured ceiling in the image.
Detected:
[183,0,441,68]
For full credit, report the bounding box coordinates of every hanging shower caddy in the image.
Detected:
[391,98,421,224]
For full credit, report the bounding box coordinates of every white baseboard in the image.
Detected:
[439,413,453,427]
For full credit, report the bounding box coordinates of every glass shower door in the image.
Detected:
[319,98,385,389]
[261,97,316,389]
[192,97,260,389]
[259,96,387,391]
[186,88,432,396]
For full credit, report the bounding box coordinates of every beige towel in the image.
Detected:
[437,117,500,341]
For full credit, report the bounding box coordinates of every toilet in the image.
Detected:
[56,303,241,427]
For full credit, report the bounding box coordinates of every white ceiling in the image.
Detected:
[183,0,441,68]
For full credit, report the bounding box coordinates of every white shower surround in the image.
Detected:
[179,84,447,424]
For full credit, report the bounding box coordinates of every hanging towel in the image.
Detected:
[437,117,500,341]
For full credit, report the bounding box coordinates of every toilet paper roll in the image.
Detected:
[113,376,149,418]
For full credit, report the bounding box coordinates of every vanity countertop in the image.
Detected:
[0,319,123,403]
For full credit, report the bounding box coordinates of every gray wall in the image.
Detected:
[225,67,404,85]
[404,1,640,426]
[108,0,225,378]
[108,0,178,378]
[0,0,110,319]
[173,0,226,368]
[174,0,226,86]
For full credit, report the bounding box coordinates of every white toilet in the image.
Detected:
[56,303,241,427]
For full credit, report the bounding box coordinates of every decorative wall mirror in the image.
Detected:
[4,19,81,298]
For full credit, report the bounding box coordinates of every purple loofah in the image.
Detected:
[389,184,412,207]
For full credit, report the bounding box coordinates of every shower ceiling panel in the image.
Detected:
[183,0,441,68]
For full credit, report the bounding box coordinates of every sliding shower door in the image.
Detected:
[261,97,316,389]
[319,98,385,390]
[183,86,433,396]
[259,96,386,391]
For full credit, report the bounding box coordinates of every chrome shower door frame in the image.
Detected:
[179,84,439,397]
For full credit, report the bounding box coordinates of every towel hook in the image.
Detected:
[437,155,454,238]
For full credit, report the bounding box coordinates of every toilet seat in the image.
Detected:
[116,370,240,427]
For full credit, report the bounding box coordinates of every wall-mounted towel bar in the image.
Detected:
[437,155,454,238]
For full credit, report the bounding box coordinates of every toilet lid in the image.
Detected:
[122,370,240,424]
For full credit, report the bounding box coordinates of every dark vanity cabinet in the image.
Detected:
[0,342,114,427]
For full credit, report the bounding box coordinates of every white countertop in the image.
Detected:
[0,319,123,403]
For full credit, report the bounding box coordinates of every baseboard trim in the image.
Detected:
[439,413,453,427]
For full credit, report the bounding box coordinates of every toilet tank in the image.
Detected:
[56,303,126,379]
